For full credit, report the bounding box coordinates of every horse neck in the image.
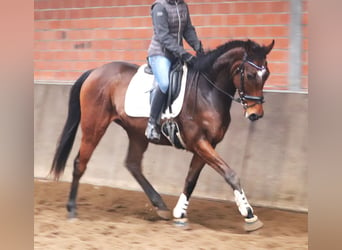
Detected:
[184,69,234,121]
[206,49,245,107]
[183,48,245,119]
[210,70,236,105]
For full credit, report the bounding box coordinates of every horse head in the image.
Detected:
[231,40,274,121]
[195,39,274,121]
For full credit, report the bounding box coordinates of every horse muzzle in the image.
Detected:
[246,112,263,121]
[241,96,264,121]
[244,108,264,121]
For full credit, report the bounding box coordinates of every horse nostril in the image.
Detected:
[248,113,259,121]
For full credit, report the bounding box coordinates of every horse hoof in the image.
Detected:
[67,211,77,219]
[156,209,171,220]
[244,216,264,232]
[173,218,191,230]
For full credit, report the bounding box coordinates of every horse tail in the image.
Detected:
[50,69,93,180]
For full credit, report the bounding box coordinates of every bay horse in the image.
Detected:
[51,39,274,231]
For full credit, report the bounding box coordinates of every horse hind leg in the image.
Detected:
[67,116,111,218]
[125,134,171,220]
[67,151,81,218]
[173,154,205,228]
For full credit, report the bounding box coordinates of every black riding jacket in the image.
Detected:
[147,0,202,61]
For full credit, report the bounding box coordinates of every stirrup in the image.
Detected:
[145,122,161,141]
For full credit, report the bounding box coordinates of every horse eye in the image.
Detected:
[247,73,256,80]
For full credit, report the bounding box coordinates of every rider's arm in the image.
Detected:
[182,5,202,54]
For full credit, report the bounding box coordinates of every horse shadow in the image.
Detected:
[74,187,307,237]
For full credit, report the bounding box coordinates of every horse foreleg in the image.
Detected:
[194,139,263,231]
[173,154,205,226]
[125,135,171,220]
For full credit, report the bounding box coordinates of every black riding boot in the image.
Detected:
[145,87,167,141]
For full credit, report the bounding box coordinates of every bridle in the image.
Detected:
[235,54,266,109]
[201,53,266,109]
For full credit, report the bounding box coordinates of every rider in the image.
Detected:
[145,0,204,141]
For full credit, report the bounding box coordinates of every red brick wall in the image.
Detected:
[34,0,308,91]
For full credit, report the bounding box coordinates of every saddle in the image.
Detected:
[145,60,186,149]
[145,60,183,111]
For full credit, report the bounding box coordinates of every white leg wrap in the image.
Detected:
[234,189,253,217]
[173,193,189,219]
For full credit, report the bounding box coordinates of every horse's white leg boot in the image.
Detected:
[234,189,263,231]
[173,193,189,219]
[173,193,190,228]
[234,189,253,217]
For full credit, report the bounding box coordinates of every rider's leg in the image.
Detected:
[145,55,171,141]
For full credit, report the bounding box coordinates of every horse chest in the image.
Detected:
[200,115,228,142]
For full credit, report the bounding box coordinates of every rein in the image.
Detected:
[200,56,266,109]
[201,72,241,104]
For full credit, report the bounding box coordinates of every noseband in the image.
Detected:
[201,54,266,109]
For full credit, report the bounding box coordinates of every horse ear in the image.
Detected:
[264,40,275,55]
[244,39,255,54]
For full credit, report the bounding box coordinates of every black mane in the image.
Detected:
[193,39,264,72]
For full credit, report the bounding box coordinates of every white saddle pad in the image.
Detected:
[124,64,188,118]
